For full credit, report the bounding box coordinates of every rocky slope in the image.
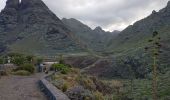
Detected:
[108,1,170,56]
[73,1,170,79]
[0,0,85,55]
[62,18,119,52]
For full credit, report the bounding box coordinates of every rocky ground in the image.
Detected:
[0,73,47,100]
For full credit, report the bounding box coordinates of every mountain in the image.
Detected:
[62,18,118,52]
[111,30,121,35]
[0,0,85,55]
[93,26,105,34]
[107,1,170,56]
[77,1,170,79]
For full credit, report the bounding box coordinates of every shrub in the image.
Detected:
[12,70,31,76]
[62,83,68,92]
[52,64,70,74]
[12,56,26,66]
[94,91,104,100]
[61,67,70,74]
[0,58,4,64]
[26,55,34,63]
[66,86,93,100]
[77,75,96,91]
[52,64,64,70]
[91,77,114,94]
[36,58,43,65]
[59,54,65,64]
[15,63,35,73]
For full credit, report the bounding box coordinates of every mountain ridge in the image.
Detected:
[107,1,170,53]
[0,0,86,55]
[62,18,119,52]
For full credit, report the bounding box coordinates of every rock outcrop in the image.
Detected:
[0,0,85,55]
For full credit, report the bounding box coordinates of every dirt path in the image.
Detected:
[0,73,47,100]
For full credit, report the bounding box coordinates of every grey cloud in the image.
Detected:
[0,0,169,31]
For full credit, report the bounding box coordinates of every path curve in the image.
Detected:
[0,73,47,100]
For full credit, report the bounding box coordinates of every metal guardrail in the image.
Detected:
[39,75,70,100]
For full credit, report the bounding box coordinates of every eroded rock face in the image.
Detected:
[0,0,19,31]
[6,0,19,9]
[0,0,84,55]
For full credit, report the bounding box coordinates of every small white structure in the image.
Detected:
[39,61,58,72]
[42,61,58,65]
[7,56,11,64]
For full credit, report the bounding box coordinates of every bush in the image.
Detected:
[61,67,70,74]
[94,91,104,100]
[62,83,68,92]
[77,75,96,91]
[12,56,26,66]
[52,64,70,74]
[26,55,34,63]
[36,58,43,65]
[12,70,31,76]
[0,58,4,64]
[59,54,65,64]
[66,86,93,100]
[15,63,35,73]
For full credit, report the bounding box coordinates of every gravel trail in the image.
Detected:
[0,73,47,100]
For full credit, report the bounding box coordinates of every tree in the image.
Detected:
[26,55,34,63]
[36,58,43,65]
[145,31,162,100]
[59,54,65,64]
[0,57,4,64]
[12,56,26,66]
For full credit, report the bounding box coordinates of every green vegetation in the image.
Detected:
[52,63,71,74]
[145,31,162,100]
[12,70,31,76]
[50,68,131,100]
[13,63,35,74]
[58,54,65,64]
[12,56,26,66]
[3,53,38,75]
[0,58,4,64]
[62,83,68,92]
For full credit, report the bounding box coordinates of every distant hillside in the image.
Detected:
[62,18,119,52]
[108,1,170,57]
[79,1,170,79]
[0,0,86,55]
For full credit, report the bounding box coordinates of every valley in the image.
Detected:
[0,0,170,100]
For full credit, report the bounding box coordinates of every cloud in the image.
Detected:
[0,0,169,31]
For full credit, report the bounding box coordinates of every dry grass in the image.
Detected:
[50,68,127,99]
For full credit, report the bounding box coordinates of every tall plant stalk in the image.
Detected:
[145,31,162,100]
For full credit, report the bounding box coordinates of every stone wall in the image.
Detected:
[39,77,70,100]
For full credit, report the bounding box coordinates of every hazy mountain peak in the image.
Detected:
[111,30,121,34]
[62,18,92,32]
[62,18,83,25]
[93,26,105,33]
[94,26,103,30]
[152,10,157,14]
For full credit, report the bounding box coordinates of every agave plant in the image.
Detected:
[145,31,163,100]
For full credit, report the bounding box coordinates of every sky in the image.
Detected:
[0,0,169,31]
